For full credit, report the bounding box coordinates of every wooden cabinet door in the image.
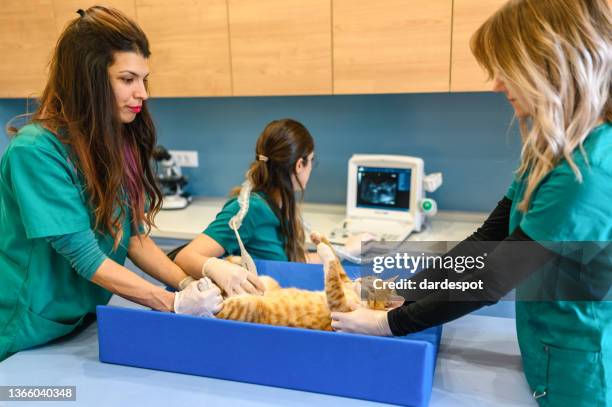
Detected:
[0,0,57,98]
[333,0,452,94]
[228,0,332,96]
[136,0,232,97]
[451,0,507,92]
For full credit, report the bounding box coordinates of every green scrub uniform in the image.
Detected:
[506,122,612,406]
[0,124,133,361]
[204,192,288,261]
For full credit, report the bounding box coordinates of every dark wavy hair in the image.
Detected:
[234,119,315,262]
[32,5,162,248]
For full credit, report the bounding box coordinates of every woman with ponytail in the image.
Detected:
[174,118,316,297]
[332,1,611,404]
[0,6,221,362]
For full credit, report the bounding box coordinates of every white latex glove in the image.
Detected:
[202,257,265,297]
[344,233,377,257]
[387,296,406,310]
[173,278,223,317]
[178,276,195,290]
[330,307,393,336]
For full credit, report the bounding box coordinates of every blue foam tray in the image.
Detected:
[97,259,442,406]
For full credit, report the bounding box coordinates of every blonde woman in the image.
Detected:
[331,0,611,405]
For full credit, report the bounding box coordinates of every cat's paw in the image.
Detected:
[310,231,325,245]
[224,255,242,265]
[317,242,335,264]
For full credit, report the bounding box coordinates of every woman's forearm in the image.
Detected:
[174,234,224,279]
[128,235,190,290]
[91,258,175,312]
[174,247,208,279]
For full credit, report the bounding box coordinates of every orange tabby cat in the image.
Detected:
[210,236,396,331]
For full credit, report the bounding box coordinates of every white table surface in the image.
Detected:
[0,295,535,407]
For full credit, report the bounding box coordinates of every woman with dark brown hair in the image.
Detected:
[0,6,222,362]
[174,118,316,297]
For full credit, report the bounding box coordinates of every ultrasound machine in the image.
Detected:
[329,154,442,245]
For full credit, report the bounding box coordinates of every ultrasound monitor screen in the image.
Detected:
[356,166,411,211]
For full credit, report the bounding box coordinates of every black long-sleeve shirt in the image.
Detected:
[387,197,556,336]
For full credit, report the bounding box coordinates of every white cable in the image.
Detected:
[229,180,252,230]
[228,180,258,275]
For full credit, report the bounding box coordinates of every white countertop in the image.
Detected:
[151,197,488,242]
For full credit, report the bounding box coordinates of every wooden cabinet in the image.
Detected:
[11,0,588,97]
[333,0,452,94]
[136,0,232,97]
[452,0,612,91]
[0,0,57,98]
[228,0,332,96]
[451,0,508,92]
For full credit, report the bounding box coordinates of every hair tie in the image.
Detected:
[76,9,85,17]
[257,154,269,162]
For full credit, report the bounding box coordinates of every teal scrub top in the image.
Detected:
[506,122,612,406]
[0,124,133,362]
[204,192,288,261]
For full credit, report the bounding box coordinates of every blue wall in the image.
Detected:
[1,92,521,212]
[0,99,32,149]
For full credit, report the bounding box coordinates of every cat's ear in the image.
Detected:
[385,275,400,296]
[385,274,399,297]
[386,295,405,310]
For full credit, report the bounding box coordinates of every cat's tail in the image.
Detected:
[318,242,354,312]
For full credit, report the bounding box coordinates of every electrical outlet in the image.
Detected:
[169,150,199,168]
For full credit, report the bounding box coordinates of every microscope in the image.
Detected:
[152,145,192,210]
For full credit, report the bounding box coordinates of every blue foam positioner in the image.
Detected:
[97,259,442,406]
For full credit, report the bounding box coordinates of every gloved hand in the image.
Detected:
[178,276,195,290]
[343,233,377,258]
[330,307,393,336]
[202,257,265,297]
[173,277,223,317]
[386,296,406,310]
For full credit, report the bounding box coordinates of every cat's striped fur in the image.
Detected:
[215,239,372,331]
